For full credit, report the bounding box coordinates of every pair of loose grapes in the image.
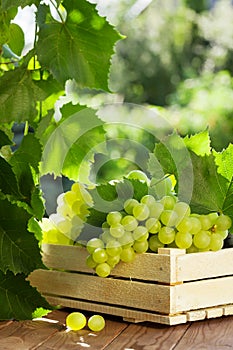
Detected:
[66,312,105,332]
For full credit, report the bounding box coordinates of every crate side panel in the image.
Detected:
[173,276,233,314]
[29,269,171,314]
[177,248,233,282]
[42,244,173,283]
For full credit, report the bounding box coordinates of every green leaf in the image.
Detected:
[1,0,39,10]
[0,67,46,123]
[0,130,12,148]
[0,7,17,45]
[214,143,233,181]
[152,133,194,202]
[0,157,22,198]
[190,152,231,214]
[184,130,211,156]
[8,23,25,56]
[10,134,44,219]
[0,199,43,274]
[0,270,50,320]
[40,104,106,182]
[36,0,122,90]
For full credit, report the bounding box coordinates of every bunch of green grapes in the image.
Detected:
[85,191,232,277]
[40,182,93,245]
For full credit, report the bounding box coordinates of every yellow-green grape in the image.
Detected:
[215,214,232,231]
[92,248,108,264]
[140,194,156,207]
[193,230,211,249]
[110,223,125,238]
[158,227,176,244]
[86,255,97,269]
[100,230,112,244]
[107,211,122,226]
[66,312,87,331]
[176,216,193,233]
[121,215,138,231]
[148,235,164,252]
[120,247,136,262]
[160,210,179,227]
[126,170,150,184]
[95,262,111,277]
[216,230,228,239]
[207,212,218,225]
[189,217,202,235]
[149,202,164,219]
[175,231,193,249]
[145,217,161,234]
[133,226,149,242]
[124,198,139,214]
[209,233,224,251]
[186,244,199,253]
[106,240,122,257]
[88,315,105,332]
[160,195,176,210]
[133,240,149,253]
[86,238,104,254]
[117,231,134,248]
[173,201,191,219]
[107,254,120,268]
[199,215,212,230]
[133,203,150,221]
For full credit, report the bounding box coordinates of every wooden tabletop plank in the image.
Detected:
[104,321,190,350]
[173,316,233,350]
[36,309,128,350]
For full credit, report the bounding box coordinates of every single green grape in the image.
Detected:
[107,254,120,268]
[158,227,176,244]
[117,231,134,248]
[92,248,108,264]
[110,223,125,238]
[193,230,211,249]
[148,235,164,252]
[133,240,149,253]
[133,226,149,241]
[215,229,228,239]
[176,216,193,233]
[106,211,122,226]
[159,195,176,210]
[124,198,139,214]
[189,217,202,235]
[88,315,105,332]
[215,214,232,231]
[145,217,161,234]
[133,203,150,221]
[199,215,212,230]
[100,230,112,244]
[106,240,122,257]
[126,170,150,184]
[66,312,87,331]
[160,210,179,227]
[86,255,97,269]
[175,231,193,249]
[148,202,164,219]
[121,215,138,231]
[95,262,111,277]
[140,194,156,207]
[173,201,191,218]
[86,238,104,254]
[209,233,224,251]
[120,247,136,263]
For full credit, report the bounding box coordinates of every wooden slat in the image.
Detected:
[176,248,233,282]
[172,276,233,314]
[42,244,176,283]
[29,269,172,314]
[43,295,188,326]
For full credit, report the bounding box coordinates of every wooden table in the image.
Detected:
[0,309,233,349]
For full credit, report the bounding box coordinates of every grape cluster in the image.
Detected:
[41,182,93,244]
[86,193,232,277]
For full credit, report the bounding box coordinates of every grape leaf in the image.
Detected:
[0,199,44,274]
[0,130,12,147]
[214,143,233,182]
[0,157,22,198]
[151,133,194,202]
[190,152,231,215]
[0,7,17,45]
[1,0,39,10]
[0,270,50,320]
[0,67,48,123]
[36,0,122,90]
[10,134,44,219]
[8,23,24,56]
[40,104,106,182]
[184,130,211,156]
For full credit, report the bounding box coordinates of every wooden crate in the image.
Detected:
[29,244,233,325]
